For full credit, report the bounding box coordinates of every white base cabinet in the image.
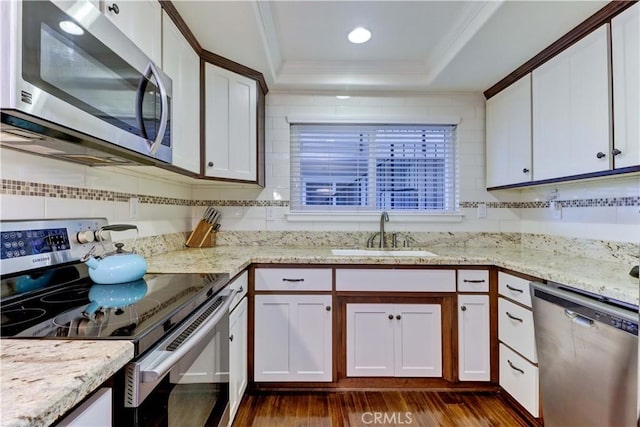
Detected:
[346,303,442,378]
[457,295,490,381]
[229,297,248,425]
[254,294,332,382]
[57,388,111,427]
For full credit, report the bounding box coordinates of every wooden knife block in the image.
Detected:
[186,226,216,248]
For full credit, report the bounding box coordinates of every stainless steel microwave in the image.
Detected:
[0,0,172,166]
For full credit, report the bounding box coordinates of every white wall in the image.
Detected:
[2,92,638,246]
[0,149,193,239]
[193,92,522,234]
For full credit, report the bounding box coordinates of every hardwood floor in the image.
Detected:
[232,391,532,427]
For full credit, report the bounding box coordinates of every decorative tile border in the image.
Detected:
[2,179,639,209]
[1,179,191,205]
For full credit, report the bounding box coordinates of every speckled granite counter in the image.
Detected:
[146,245,639,305]
[2,245,636,427]
[1,340,134,427]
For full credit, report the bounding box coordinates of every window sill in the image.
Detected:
[285,212,465,223]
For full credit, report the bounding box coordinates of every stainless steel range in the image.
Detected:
[1,218,234,426]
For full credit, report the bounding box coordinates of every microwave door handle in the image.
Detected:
[134,73,150,140]
[145,62,168,156]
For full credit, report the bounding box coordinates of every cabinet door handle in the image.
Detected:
[325,306,331,311]
[506,284,523,293]
[522,168,530,173]
[507,360,524,374]
[107,3,119,14]
[596,152,606,159]
[505,312,523,322]
[208,161,214,167]
[612,148,622,156]
[282,278,304,283]
[238,286,244,292]
[396,315,401,320]
[463,279,486,283]
[229,334,234,342]
[388,314,394,320]
[461,306,467,312]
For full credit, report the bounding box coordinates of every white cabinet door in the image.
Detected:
[458,295,490,381]
[204,63,257,181]
[394,304,442,377]
[346,304,395,377]
[346,303,442,378]
[162,12,200,174]
[532,25,611,180]
[254,294,332,382]
[101,0,162,66]
[612,3,640,169]
[486,74,532,187]
[500,343,539,418]
[57,388,111,427]
[229,297,247,426]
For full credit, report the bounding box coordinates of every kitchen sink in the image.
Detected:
[331,249,438,257]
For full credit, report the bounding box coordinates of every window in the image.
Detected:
[290,124,458,213]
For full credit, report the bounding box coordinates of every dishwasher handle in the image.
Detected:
[564,309,594,327]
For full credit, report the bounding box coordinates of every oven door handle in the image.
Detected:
[138,287,238,383]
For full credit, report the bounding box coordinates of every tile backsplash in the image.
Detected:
[1,92,638,263]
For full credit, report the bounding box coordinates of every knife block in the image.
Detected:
[186,226,216,248]
[200,231,216,247]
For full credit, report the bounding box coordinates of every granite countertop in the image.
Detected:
[2,244,636,427]
[1,340,134,427]
[145,245,639,305]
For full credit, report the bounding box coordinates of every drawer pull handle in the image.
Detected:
[326,306,331,312]
[282,278,304,283]
[505,312,523,322]
[463,279,486,283]
[506,284,523,293]
[507,360,524,374]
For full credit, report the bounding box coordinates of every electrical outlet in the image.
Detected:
[129,197,139,219]
[477,203,487,219]
[550,201,562,219]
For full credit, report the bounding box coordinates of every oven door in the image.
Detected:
[2,0,172,162]
[120,287,236,427]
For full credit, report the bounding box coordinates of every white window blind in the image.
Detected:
[290,124,458,213]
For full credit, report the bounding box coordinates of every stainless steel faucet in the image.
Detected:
[379,211,389,248]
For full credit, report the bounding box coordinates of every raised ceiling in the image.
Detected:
[173,0,609,93]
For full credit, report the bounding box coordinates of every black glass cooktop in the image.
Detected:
[1,266,229,356]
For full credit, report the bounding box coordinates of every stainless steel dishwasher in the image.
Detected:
[530,281,638,427]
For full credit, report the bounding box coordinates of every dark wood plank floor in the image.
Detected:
[232,391,532,427]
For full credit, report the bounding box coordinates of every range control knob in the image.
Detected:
[77,230,96,244]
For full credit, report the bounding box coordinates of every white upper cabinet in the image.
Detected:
[162,12,200,174]
[204,63,257,182]
[486,74,532,187]
[101,0,162,66]
[532,25,611,180]
[612,3,640,169]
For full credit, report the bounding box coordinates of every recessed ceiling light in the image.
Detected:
[59,20,84,36]
[348,27,371,44]
[336,95,351,99]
